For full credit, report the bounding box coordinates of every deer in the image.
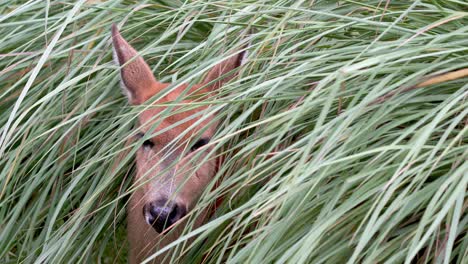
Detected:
[111,24,246,263]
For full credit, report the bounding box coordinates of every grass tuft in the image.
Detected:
[1,1,467,263]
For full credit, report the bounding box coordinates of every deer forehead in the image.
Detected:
[138,104,212,145]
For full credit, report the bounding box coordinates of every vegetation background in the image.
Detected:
[0,0,467,263]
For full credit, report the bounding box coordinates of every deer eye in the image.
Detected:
[136,132,154,148]
[142,139,154,148]
[191,138,209,152]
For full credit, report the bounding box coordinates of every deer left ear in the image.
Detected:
[202,49,248,91]
[111,24,160,104]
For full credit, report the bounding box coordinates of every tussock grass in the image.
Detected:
[1,1,467,263]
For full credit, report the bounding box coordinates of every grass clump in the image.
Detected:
[0,0,467,263]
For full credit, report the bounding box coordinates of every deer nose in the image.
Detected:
[143,200,187,233]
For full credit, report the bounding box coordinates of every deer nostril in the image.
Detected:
[143,201,187,234]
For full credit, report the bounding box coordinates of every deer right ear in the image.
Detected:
[202,49,248,91]
[111,24,160,105]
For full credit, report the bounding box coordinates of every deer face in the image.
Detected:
[134,89,218,233]
[111,25,244,233]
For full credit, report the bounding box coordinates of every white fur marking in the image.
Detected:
[240,49,249,66]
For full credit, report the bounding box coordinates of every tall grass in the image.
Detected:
[1,0,467,263]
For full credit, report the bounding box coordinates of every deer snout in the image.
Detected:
[143,199,187,233]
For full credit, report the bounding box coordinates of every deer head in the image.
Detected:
[112,24,245,234]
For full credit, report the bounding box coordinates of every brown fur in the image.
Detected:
[111,24,244,263]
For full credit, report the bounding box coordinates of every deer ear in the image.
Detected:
[111,24,159,104]
[202,49,248,91]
